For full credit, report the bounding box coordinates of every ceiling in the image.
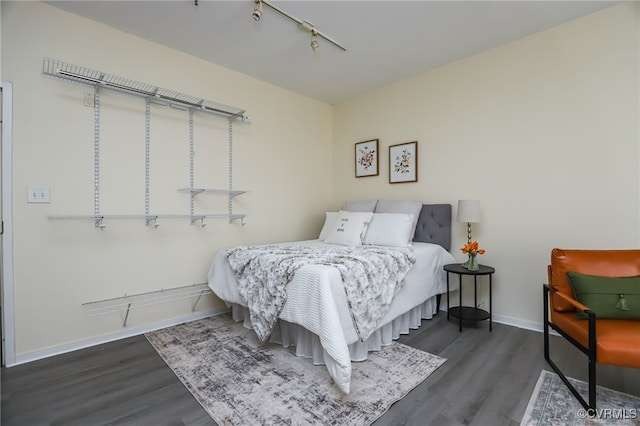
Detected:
[47,0,621,105]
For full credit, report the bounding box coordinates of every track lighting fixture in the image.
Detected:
[252,0,263,22]
[250,0,347,52]
[193,0,346,52]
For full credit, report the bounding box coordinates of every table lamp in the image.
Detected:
[457,200,480,244]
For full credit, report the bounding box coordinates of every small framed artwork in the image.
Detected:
[355,139,379,178]
[389,141,418,184]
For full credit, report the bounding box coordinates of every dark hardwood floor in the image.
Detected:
[3,313,639,425]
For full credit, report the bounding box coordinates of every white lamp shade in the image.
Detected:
[457,200,480,223]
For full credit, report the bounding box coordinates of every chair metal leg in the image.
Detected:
[588,308,597,409]
[543,284,596,410]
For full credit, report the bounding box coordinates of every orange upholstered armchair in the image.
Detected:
[543,248,640,410]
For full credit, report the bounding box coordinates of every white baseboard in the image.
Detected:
[439,304,548,334]
[10,307,230,367]
[10,306,551,368]
[492,313,544,333]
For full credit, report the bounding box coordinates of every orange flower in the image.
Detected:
[461,241,485,256]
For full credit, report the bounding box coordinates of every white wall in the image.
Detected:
[333,2,640,327]
[1,1,333,360]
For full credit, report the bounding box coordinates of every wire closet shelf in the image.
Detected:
[42,58,250,228]
[82,283,213,327]
[42,58,249,120]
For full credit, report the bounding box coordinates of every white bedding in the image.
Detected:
[207,239,456,393]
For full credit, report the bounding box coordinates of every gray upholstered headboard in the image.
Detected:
[413,204,452,251]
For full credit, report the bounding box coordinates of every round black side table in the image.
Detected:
[444,263,495,332]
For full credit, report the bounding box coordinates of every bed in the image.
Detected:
[207,201,457,393]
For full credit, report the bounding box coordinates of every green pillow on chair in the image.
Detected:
[567,272,640,320]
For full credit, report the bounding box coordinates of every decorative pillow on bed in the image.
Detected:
[374,200,422,239]
[567,271,640,320]
[324,211,373,246]
[318,212,339,240]
[342,200,378,212]
[363,213,414,247]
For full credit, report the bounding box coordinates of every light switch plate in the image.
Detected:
[27,185,50,203]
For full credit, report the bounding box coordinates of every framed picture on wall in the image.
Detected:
[389,141,418,184]
[355,139,379,177]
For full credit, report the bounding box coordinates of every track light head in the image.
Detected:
[252,0,263,21]
[310,30,319,52]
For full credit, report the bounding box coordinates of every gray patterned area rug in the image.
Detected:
[146,314,445,426]
[521,370,640,426]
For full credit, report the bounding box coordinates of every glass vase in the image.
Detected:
[467,254,479,271]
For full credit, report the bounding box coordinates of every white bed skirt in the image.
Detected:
[230,295,440,365]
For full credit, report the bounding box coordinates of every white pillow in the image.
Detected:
[363,213,415,247]
[324,211,373,246]
[374,200,423,240]
[318,212,339,240]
